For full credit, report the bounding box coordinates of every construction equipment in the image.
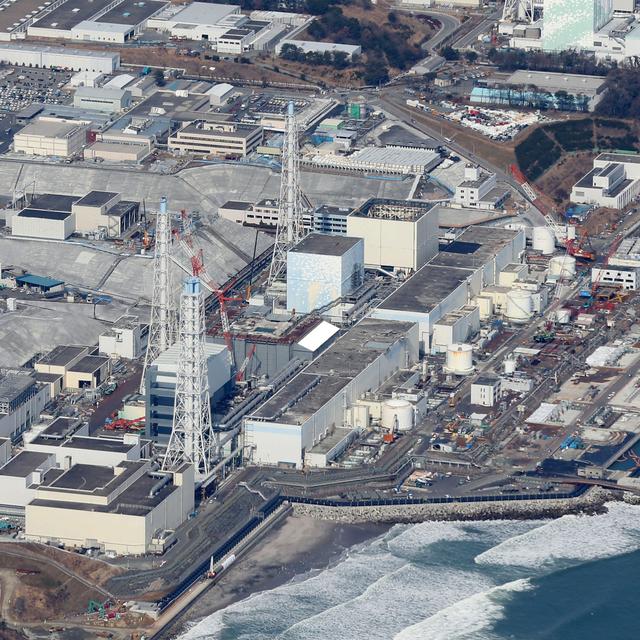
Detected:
[590,232,624,297]
[104,417,145,431]
[235,344,256,382]
[566,227,596,261]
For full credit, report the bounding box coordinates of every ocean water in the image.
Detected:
[179,502,640,640]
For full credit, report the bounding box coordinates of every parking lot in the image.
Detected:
[0,65,73,112]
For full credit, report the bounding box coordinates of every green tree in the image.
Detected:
[153,68,165,87]
[441,46,459,61]
[464,50,478,63]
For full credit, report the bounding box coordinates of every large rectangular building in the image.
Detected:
[73,87,132,114]
[0,371,50,442]
[169,121,263,158]
[0,43,119,73]
[345,198,439,273]
[13,117,88,158]
[542,0,614,52]
[371,227,525,351]
[244,318,419,468]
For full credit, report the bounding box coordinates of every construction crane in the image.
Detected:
[104,417,145,431]
[590,232,624,297]
[566,227,596,261]
[235,344,256,382]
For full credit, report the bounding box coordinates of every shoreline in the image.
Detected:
[158,515,391,639]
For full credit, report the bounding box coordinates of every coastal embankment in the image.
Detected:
[291,487,617,523]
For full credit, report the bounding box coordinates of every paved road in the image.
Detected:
[453,8,502,49]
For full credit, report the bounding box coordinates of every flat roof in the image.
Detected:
[39,416,79,437]
[34,372,63,384]
[30,0,115,31]
[74,190,119,207]
[30,468,179,516]
[62,436,134,453]
[17,118,86,138]
[38,345,86,368]
[0,451,50,478]
[17,208,70,221]
[30,193,80,212]
[0,372,35,403]
[221,200,253,210]
[379,264,473,312]
[69,354,109,374]
[107,200,138,217]
[350,197,437,221]
[169,2,238,26]
[309,427,353,454]
[96,0,168,26]
[289,233,361,256]
[0,43,118,61]
[0,0,49,32]
[506,70,606,94]
[251,318,415,424]
[178,122,261,140]
[597,152,640,165]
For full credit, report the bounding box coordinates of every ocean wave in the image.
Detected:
[392,578,534,640]
[475,501,640,570]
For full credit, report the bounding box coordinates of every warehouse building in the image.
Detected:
[73,86,132,114]
[148,2,241,34]
[168,121,263,158]
[0,451,56,514]
[571,152,640,209]
[287,234,364,315]
[11,209,75,240]
[145,341,232,440]
[371,227,526,351]
[207,83,235,106]
[35,346,110,390]
[244,317,419,468]
[24,459,194,555]
[0,43,119,73]
[345,198,439,274]
[13,117,88,158]
[0,370,50,442]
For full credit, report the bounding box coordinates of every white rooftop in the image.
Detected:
[298,321,339,352]
[352,146,440,168]
[169,2,238,26]
[506,70,606,94]
[206,83,234,98]
[72,20,131,34]
[103,74,136,90]
[153,340,227,370]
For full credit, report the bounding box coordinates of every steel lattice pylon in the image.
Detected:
[140,196,177,395]
[268,101,307,285]
[502,0,535,22]
[163,276,216,480]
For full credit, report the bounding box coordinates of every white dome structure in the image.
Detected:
[532,227,555,255]
[381,399,414,432]
[445,343,474,375]
[505,289,533,323]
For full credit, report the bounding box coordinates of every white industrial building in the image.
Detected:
[169,121,263,158]
[207,83,235,106]
[99,316,143,359]
[244,318,419,469]
[286,234,364,315]
[13,117,89,158]
[24,460,194,555]
[571,152,640,209]
[471,375,502,407]
[11,209,75,240]
[35,345,111,391]
[371,227,526,352]
[431,306,481,353]
[345,198,439,274]
[453,166,509,210]
[73,86,132,114]
[0,43,119,73]
[610,237,640,269]
[591,266,640,290]
[0,370,50,442]
[277,39,362,60]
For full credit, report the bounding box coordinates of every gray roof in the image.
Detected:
[0,373,35,404]
[38,345,86,367]
[74,190,119,207]
[289,233,361,256]
[70,355,109,373]
[0,451,50,478]
[30,193,80,213]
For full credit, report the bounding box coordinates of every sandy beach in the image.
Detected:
[159,515,390,639]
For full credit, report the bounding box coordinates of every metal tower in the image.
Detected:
[140,196,177,394]
[268,101,306,285]
[502,0,535,22]
[163,276,215,480]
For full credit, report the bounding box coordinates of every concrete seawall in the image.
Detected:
[291,488,617,524]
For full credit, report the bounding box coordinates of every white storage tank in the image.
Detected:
[445,343,474,375]
[6,298,16,311]
[381,399,414,432]
[532,226,555,255]
[505,289,533,323]
[548,255,577,279]
[555,307,571,324]
[504,358,517,375]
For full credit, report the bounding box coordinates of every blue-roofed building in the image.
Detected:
[15,274,65,294]
[470,87,592,112]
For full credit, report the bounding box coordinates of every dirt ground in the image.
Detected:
[536,152,594,206]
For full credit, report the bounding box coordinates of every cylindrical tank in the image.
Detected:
[555,307,571,324]
[381,399,414,432]
[445,343,474,375]
[505,289,533,323]
[6,298,16,311]
[504,358,517,375]
[532,226,555,255]
[548,255,577,279]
